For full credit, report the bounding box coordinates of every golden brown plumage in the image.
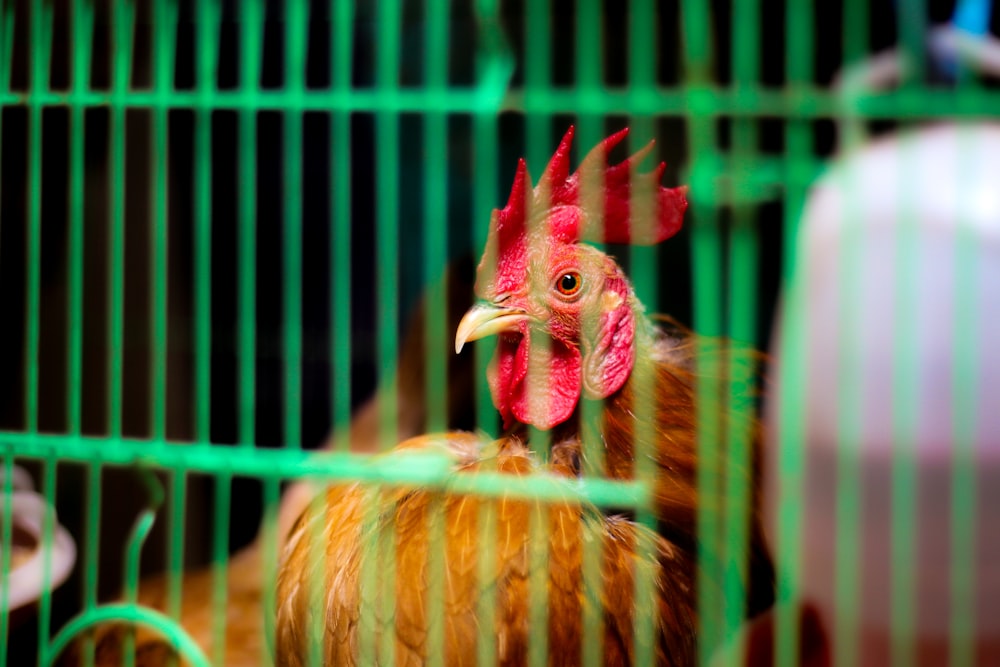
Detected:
[563,319,775,621]
[275,433,698,667]
[274,129,774,665]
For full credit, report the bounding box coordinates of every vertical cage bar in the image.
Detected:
[422,1,449,665]
[575,0,601,91]
[194,0,220,446]
[471,111,499,667]
[679,0,725,659]
[149,0,176,445]
[0,19,9,524]
[574,2,607,655]
[374,123,399,667]
[772,234,809,667]
[833,5,867,665]
[424,494,446,667]
[831,157,865,667]
[475,499,498,667]
[329,0,355,452]
[897,0,926,87]
[523,0,550,172]
[688,127,725,653]
[64,8,93,644]
[107,0,135,440]
[575,173,605,666]
[776,1,814,664]
[165,469,188,624]
[24,0,53,435]
[370,0,402,662]
[191,17,221,643]
[720,174,758,650]
[786,0,813,86]
[0,0,12,95]
[681,0,712,85]
[889,142,920,667]
[948,126,979,667]
[926,22,981,667]
[0,48,6,659]
[522,8,552,664]
[422,0,448,437]
[283,0,307,451]
[470,9,500,440]
[35,458,57,662]
[238,0,262,449]
[374,0,400,452]
[527,506,549,667]
[210,472,232,666]
[724,0,760,654]
[522,6,554,467]
[626,3,661,666]
[80,463,103,667]
[356,496,382,666]
[0,456,14,657]
[627,230,660,667]
[0,0,12,347]
[66,12,94,662]
[842,0,868,65]
[260,476,281,664]
[67,0,94,438]
[125,503,165,667]
[573,0,604,480]
[303,483,325,667]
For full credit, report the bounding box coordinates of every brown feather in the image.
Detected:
[547,319,776,627]
[274,433,698,667]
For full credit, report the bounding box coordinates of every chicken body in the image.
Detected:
[558,320,776,621]
[275,128,774,665]
[276,433,696,667]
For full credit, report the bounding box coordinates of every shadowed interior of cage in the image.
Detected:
[1,0,998,666]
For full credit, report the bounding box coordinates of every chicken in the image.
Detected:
[275,128,773,665]
[277,433,697,667]
[453,127,775,619]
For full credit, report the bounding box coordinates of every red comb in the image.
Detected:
[492,126,688,249]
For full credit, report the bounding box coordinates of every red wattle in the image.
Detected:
[488,331,581,431]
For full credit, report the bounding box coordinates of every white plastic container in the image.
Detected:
[765,122,1000,664]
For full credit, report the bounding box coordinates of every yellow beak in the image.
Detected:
[454,304,528,354]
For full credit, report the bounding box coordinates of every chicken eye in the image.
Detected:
[555,272,582,297]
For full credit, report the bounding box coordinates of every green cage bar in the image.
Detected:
[949,125,978,667]
[329,0,355,454]
[238,0,260,451]
[831,134,865,667]
[0,456,13,656]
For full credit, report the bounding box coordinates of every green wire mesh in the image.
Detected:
[0,0,997,666]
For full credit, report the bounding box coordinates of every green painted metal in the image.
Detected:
[0,457,13,656]
[949,125,979,667]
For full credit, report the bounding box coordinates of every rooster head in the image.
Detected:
[455,127,688,430]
